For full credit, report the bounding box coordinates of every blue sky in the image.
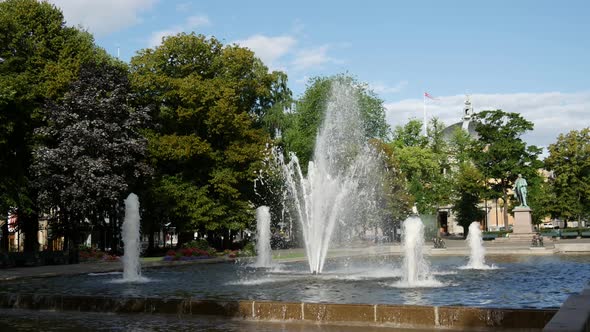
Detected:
[48,0,590,150]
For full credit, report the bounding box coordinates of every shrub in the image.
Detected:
[240,242,255,257]
[183,239,210,251]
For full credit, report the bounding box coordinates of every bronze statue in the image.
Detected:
[513,174,528,207]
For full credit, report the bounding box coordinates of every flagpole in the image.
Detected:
[423,92,427,136]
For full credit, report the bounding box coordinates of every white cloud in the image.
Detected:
[48,0,156,36]
[234,35,297,69]
[370,81,408,94]
[148,14,210,48]
[186,15,210,28]
[292,45,336,70]
[384,91,590,149]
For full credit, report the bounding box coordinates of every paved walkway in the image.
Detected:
[2,238,589,281]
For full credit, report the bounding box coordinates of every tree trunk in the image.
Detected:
[68,220,80,264]
[148,230,155,252]
[177,232,193,248]
[1,222,8,252]
[503,191,509,228]
[20,210,39,253]
[110,208,119,254]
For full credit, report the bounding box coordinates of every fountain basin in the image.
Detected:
[2,255,589,309]
[0,293,557,330]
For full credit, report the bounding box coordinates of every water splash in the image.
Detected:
[396,216,442,287]
[460,222,496,270]
[279,80,382,274]
[121,193,148,282]
[254,206,273,267]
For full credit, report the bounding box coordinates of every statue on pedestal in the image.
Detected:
[513,174,528,207]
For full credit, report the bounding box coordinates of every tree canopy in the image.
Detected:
[545,128,590,223]
[33,62,150,230]
[129,33,291,244]
[0,0,112,252]
[390,118,453,214]
[471,110,542,225]
[283,75,389,172]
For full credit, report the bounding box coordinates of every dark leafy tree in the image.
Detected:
[0,0,110,252]
[32,62,150,259]
[471,110,542,226]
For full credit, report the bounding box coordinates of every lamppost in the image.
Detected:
[496,198,499,229]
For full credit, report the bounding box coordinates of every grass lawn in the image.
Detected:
[141,256,165,263]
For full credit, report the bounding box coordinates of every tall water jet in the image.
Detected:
[255,206,273,267]
[462,221,494,269]
[121,193,143,282]
[401,216,431,285]
[280,80,381,274]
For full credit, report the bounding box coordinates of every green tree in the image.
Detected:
[471,110,542,226]
[545,128,590,224]
[370,139,413,241]
[283,75,389,172]
[453,164,485,238]
[390,118,452,214]
[130,33,290,248]
[0,0,109,252]
[527,179,556,225]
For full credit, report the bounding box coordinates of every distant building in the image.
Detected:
[441,95,478,141]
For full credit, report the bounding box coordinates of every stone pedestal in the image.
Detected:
[495,207,535,243]
[513,207,534,234]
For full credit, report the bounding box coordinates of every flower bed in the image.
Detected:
[79,246,120,262]
[162,247,213,261]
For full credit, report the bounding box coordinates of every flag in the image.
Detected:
[424,92,437,100]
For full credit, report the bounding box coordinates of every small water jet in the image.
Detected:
[120,193,146,282]
[254,206,273,267]
[461,221,495,269]
[397,216,441,287]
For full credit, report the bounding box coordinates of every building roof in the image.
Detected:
[441,95,479,141]
[441,120,479,141]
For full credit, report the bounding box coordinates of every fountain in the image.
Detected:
[398,215,441,287]
[462,221,495,269]
[3,80,588,332]
[254,206,273,267]
[280,80,381,274]
[120,193,146,282]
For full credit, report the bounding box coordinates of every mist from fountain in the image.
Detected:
[461,221,495,270]
[254,206,273,267]
[279,80,381,274]
[120,193,147,282]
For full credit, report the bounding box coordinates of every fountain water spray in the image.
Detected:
[280,80,382,274]
[254,206,273,267]
[401,216,430,284]
[121,193,145,282]
[461,221,495,269]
